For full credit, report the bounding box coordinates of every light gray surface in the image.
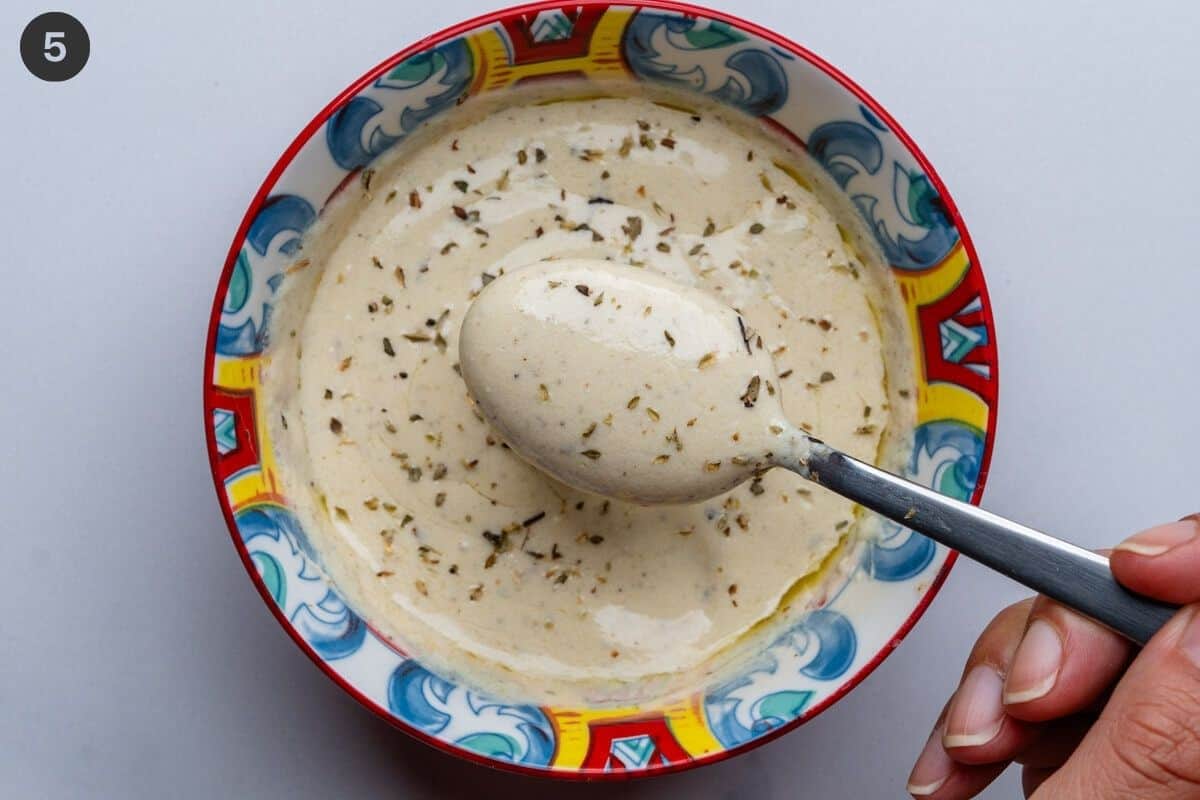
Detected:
[2,1,1197,797]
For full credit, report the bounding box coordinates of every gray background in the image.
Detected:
[3,1,1197,797]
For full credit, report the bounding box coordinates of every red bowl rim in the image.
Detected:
[203,0,998,781]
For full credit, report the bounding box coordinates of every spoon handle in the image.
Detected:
[794,443,1177,645]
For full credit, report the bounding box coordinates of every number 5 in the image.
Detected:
[44,31,66,62]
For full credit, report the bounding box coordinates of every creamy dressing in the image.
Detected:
[461,259,809,504]
[264,88,916,705]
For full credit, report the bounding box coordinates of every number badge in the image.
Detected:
[20,12,90,82]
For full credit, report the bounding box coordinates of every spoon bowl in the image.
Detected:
[460,259,788,504]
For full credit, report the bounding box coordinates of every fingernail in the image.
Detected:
[1114,518,1199,557]
[1004,619,1063,705]
[907,724,952,796]
[943,664,1005,748]
[1180,606,1200,668]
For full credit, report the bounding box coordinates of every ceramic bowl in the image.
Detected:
[204,0,998,778]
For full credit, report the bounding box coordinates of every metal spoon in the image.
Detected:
[461,260,1177,645]
[776,437,1176,644]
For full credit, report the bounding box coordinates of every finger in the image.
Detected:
[907,720,1009,799]
[956,598,1036,680]
[944,664,1033,764]
[1002,597,1132,722]
[1110,515,1200,604]
[941,600,1036,764]
[1033,604,1200,799]
[1022,766,1056,797]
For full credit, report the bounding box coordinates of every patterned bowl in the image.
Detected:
[204,0,997,779]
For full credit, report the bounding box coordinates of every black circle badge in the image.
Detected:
[20,12,89,82]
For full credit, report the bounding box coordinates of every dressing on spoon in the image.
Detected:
[460,258,812,504]
[461,259,1177,645]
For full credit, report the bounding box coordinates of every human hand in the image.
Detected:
[907,515,1200,798]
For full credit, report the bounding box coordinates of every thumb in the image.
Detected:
[1033,603,1200,799]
